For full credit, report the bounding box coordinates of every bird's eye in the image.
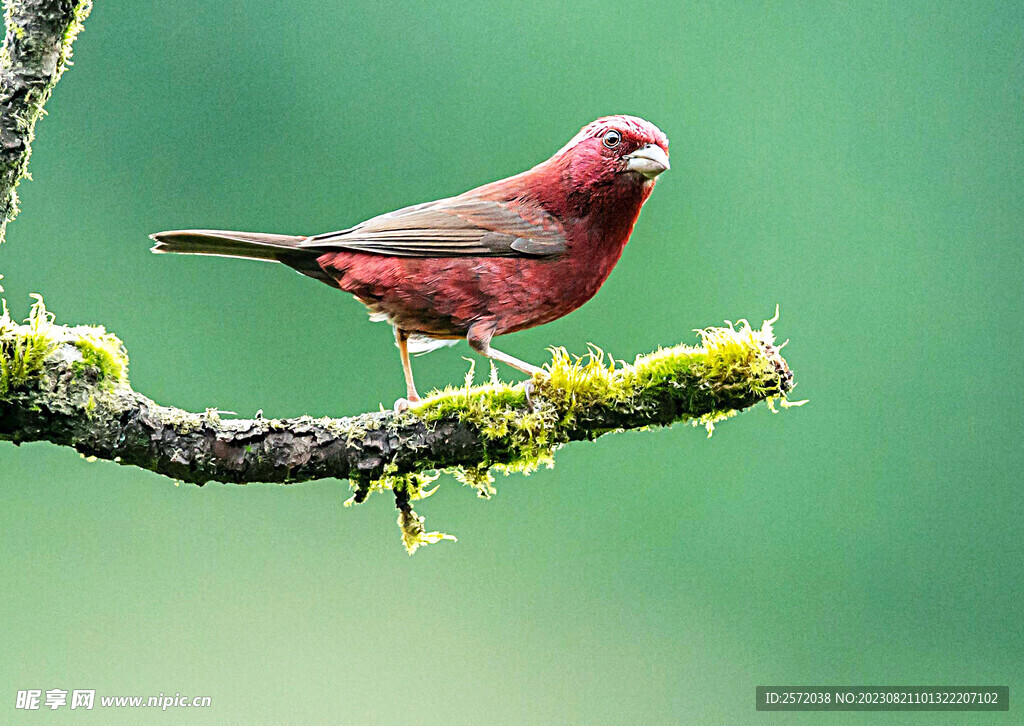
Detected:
[602,130,622,149]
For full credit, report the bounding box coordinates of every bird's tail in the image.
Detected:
[149,229,309,263]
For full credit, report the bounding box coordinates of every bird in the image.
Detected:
[151,115,669,404]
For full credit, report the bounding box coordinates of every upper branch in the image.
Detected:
[0,0,92,242]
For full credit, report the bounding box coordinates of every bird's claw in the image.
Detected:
[524,380,536,411]
[394,398,411,414]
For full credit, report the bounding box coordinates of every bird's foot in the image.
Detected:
[394,398,412,413]
[524,380,537,412]
[522,370,551,411]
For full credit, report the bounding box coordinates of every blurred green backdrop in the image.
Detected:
[1,1,1021,723]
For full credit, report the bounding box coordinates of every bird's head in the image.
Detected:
[553,115,670,190]
[480,115,669,238]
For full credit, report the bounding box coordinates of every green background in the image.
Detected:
[2,1,1021,723]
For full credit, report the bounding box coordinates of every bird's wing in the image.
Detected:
[300,197,567,258]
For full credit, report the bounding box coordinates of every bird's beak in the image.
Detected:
[625,144,670,179]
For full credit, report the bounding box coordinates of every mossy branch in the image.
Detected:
[0,297,800,551]
[0,0,91,243]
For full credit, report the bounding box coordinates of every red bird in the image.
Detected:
[151,115,669,403]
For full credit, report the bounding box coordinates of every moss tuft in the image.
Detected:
[1,292,130,397]
[397,506,457,555]
[59,1,93,73]
[415,359,560,477]
[453,464,497,498]
[0,294,56,398]
[413,312,796,472]
[70,325,128,384]
[348,472,456,554]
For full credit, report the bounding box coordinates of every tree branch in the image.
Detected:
[0,0,91,243]
[1,298,801,554]
[1,299,798,489]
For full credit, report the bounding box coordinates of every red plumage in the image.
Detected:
[151,115,669,401]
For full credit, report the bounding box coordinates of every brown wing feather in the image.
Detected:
[301,197,567,258]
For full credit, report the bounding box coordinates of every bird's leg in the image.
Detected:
[467,321,542,376]
[467,322,544,410]
[394,327,420,408]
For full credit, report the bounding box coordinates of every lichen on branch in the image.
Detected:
[0,294,801,552]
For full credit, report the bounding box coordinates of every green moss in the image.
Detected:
[59,1,93,73]
[415,360,560,477]
[389,472,455,554]
[0,294,56,398]
[412,312,795,474]
[71,325,128,384]
[341,471,455,554]
[0,289,131,399]
[453,464,497,498]
[397,506,457,555]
